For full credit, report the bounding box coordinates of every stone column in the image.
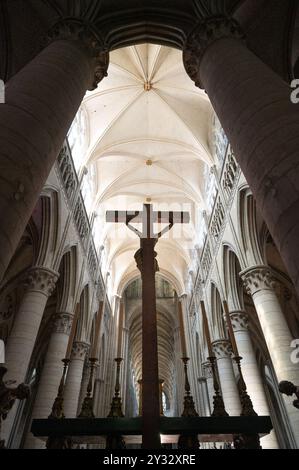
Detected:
[78,360,90,415]
[63,341,89,417]
[25,312,73,449]
[0,20,109,282]
[241,265,299,446]
[198,375,211,417]
[183,16,299,295]
[230,310,278,448]
[212,339,241,416]
[2,267,58,442]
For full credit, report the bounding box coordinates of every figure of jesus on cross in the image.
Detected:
[106,204,190,449]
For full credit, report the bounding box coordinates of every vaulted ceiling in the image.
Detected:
[76,43,215,294]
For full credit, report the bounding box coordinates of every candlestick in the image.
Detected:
[117,301,124,358]
[222,300,239,357]
[200,300,213,358]
[178,299,187,357]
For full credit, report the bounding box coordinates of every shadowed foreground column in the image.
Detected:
[183,16,299,295]
[0,21,109,282]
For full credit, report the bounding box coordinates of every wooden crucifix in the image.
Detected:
[106,204,190,449]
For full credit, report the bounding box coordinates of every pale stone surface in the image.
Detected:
[230,310,278,449]
[24,312,73,449]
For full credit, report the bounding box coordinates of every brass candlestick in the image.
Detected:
[107,358,124,418]
[78,357,97,418]
[178,357,199,450]
[233,355,257,417]
[48,358,70,419]
[208,356,229,417]
[106,358,125,450]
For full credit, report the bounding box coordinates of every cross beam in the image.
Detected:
[106,204,190,239]
[106,204,190,449]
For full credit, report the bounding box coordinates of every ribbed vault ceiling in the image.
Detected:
[78,43,215,294]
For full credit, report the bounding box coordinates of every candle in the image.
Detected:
[117,300,124,358]
[200,300,214,358]
[65,303,80,360]
[90,300,104,358]
[223,300,239,357]
[178,299,187,357]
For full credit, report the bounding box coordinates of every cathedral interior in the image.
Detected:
[0,0,299,450]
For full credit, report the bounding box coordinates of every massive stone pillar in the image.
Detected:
[202,362,214,415]
[0,21,109,281]
[25,312,73,449]
[212,339,241,416]
[183,16,299,295]
[198,375,210,417]
[78,360,90,415]
[63,341,89,417]
[2,267,58,442]
[230,310,278,449]
[241,266,299,446]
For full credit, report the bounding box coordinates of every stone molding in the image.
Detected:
[52,312,73,335]
[46,18,109,91]
[183,16,245,89]
[23,267,59,296]
[229,310,249,332]
[240,265,276,296]
[212,339,232,359]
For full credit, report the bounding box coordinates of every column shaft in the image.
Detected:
[212,340,241,416]
[0,30,108,281]
[184,18,299,293]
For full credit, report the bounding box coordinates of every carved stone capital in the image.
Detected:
[183,16,245,89]
[52,312,73,335]
[71,341,89,360]
[212,339,232,359]
[202,361,212,379]
[23,267,59,296]
[229,310,249,332]
[46,19,109,91]
[240,265,276,296]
